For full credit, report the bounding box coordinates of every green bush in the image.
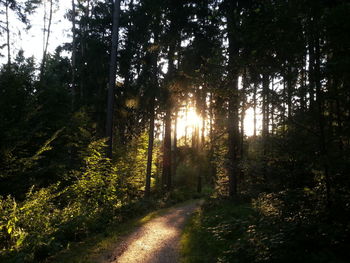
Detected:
[0,138,151,262]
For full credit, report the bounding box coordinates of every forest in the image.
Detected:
[0,0,350,262]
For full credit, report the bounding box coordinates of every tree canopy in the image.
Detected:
[1,0,350,262]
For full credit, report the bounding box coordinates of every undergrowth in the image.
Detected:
[181,196,350,263]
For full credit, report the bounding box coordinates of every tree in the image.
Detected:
[106,0,121,158]
[225,0,241,197]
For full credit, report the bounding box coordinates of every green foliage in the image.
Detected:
[0,137,153,262]
[114,132,151,200]
[175,146,213,192]
[181,199,255,263]
[182,197,350,263]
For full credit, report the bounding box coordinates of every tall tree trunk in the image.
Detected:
[71,0,77,108]
[161,9,178,189]
[209,92,216,186]
[314,31,331,210]
[287,65,292,118]
[5,1,10,66]
[77,0,90,99]
[282,79,286,133]
[308,15,316,111]
[201,88,206,146]
[184,101,188,145]
[106,0,121,158]
[145,96,155,198]
[145,12,160,197]
[262,73,270,140]
[172,108,178,181]
[241,70,247,157]
[271,79,275,134]
[162,106,172,190]
[41,0,53,78]
[261,73,269,184]
[300,54,307,112]
[227,78,240,197]
[226,0,241,197]
[253,83,257,137]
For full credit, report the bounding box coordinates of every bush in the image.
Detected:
[0,138,148,262]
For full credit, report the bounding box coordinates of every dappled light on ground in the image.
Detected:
[110,202,199,263]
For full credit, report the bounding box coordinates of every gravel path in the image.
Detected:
[107,200,201,263]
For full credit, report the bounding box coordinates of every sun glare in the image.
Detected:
[176,107,202,140]
[244,108,261,137]
[174,106,261,143]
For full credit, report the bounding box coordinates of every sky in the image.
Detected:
[1,1,261,137]
[0,0,71,64]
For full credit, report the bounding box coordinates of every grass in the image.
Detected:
[180,198,255,263]
[181,196,350,263]
[48,198,199,263]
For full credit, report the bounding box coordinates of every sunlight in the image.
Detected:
[244,108,261,137]
[176,106,202,141]
[175,105,261,140]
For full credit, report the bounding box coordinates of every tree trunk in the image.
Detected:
[241,70,247,157]
[5,1,10,66]
[227,79,240,197]
[253,83,257,137]
[41,0,53,78]
[308,16,316,111]
[314,32,331,210]
[162,107,172,190]
[262,73,270,140]
[145,96,155,198]
[287,65,292,118]
[71,0,77,108]
[161,15,177,189]
[226,0,240,197]
[184,102,188,145]
[172,109,178,179]
[106,0,121,158]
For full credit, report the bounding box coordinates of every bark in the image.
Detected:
[145,12,161,197]
[287,66,292,118]
[282,79,286,133]
[253,83,257,137]
[145,96,155,198]
[5,1,10,66]
[106,0,121,158]
[308,16,316,111]
[184,102,188,145]
[208,92,216,186]
[162,107,172,190]
[300,54,307,112]
[71,0,77,108]
[41,0,53,78]
[241,70,247,157]
[161,8,178,189]
[227,78,240,197]
[271,79,275,134]
[262,73,270,139]
[201,88,206,146]
[172,109,178,179]
[226,0,241,197]
[314,32,331,209]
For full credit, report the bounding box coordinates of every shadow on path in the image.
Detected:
[109,201,201,263]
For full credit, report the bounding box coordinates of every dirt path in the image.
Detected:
[105,200,201,263]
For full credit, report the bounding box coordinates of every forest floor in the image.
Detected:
[100,200,202,263]
[49,199,202,263]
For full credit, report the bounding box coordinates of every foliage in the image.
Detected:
[182,198,350,263]
[0,138,158,262]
